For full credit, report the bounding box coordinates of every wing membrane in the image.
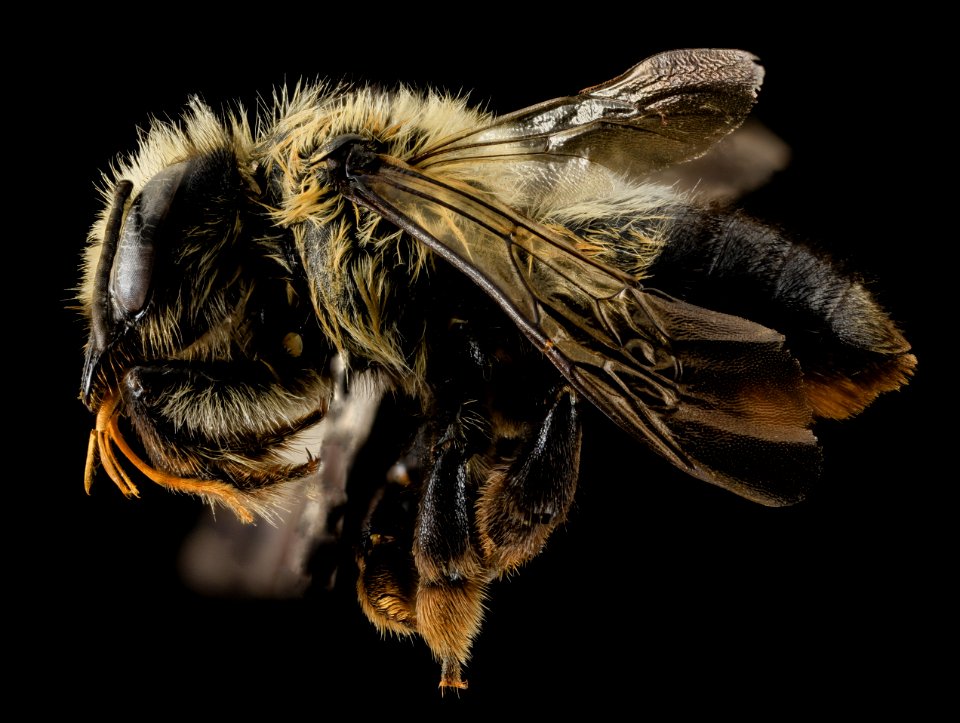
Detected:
[344,153,819,506]
[416,49,765,182]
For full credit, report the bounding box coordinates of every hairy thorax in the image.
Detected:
[260,87,497,388]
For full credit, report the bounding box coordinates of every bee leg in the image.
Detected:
[478,387,582,573]
[340,393,424,638]
[355,476,421,638]
[412,417,486,690]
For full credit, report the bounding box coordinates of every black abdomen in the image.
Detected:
[646,207,915,419]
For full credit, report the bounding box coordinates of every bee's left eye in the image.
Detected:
[112,162,190,317]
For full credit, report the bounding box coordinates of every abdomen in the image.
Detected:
[643,206,915,419]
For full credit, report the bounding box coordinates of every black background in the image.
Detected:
[21,16,944,715]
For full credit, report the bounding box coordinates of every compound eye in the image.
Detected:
[110,161,190,316]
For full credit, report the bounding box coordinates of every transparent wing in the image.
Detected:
[343,152,820,506]
[416,49,765,183]
[645,119,791,204]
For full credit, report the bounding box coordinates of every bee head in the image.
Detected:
[80,135,336,522]
[81,149,263,405]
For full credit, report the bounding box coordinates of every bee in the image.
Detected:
[78,48,916,690]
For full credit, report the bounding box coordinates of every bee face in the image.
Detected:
[81,117,337,521]
[78,50,915,688]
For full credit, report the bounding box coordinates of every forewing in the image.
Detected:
[344,154,819,506]
[416,49,765,183]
